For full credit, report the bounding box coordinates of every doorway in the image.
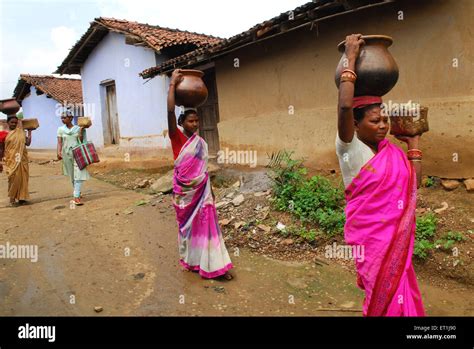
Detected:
[103,82,120,145]
[197,69,220,155]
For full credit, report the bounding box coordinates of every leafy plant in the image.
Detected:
[435,231,466,251]
[285,226,319,242]
[414,212,437,259]
[424,176,435,187]
[270,152,346,236]
[414,239,435,260]
[416,212,437,239]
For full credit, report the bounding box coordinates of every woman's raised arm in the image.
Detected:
[337,34,365,143]
[167,69,183,137]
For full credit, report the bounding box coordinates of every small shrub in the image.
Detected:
[270,151,346,236]
[414,212,437,259]
[435,231,466,251]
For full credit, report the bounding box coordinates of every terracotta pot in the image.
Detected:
[0,98,20,116]
[22,118,40,130]
[175,70,208,108]
[335,35,399,96]
[78,117,92,128]
[390,106,429,137]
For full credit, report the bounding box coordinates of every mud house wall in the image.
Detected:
[214,0,474,179]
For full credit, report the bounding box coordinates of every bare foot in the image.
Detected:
[217,271,234,281]
[224,272,234,280]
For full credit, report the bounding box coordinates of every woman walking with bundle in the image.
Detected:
[0,116,32,206]
[57,111,90,206]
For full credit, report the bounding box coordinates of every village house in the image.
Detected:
[141,0,474,179]
[55,17,222,156]
[12,74,83,149]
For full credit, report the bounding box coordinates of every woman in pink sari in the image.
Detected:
[335,34,425,316]
[167,69,233,280]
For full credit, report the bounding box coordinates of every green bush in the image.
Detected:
[414,212,437,259]
[416,212,437,239]
[414,239,435,260]
[271,152,346,236]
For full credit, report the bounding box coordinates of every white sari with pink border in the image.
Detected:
[172,133,233,278]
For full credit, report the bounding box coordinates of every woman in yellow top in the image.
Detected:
[0,116,32,207]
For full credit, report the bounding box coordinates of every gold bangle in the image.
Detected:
[340,73,356,83]
[342,69,357,78]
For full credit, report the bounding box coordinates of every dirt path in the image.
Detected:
[0,162,471,316]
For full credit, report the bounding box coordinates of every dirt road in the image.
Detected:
[0,161,472,316]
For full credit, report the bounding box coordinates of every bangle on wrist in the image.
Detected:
[341,69,357,78]
[407,149,422,158]
[340,73,356,83]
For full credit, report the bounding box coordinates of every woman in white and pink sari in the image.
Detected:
[167,69,233,280]
[336,34,425,316]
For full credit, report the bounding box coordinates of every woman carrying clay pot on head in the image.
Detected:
[57,111,90,206]
[335,34,425,316]
[0,116,32,207]
[167,69,233,280]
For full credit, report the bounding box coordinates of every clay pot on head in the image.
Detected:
[335,35,399,96]
[0,98,21,116]
[175,70,208,108]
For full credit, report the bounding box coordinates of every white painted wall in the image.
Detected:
[81,32,173,149]
[21,86,63,149]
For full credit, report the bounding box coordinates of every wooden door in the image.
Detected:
[198,69,220,155]
[104,83,120,145]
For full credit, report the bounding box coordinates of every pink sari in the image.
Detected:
[173,133,233,278]
[344,139,425,316]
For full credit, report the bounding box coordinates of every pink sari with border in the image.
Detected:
[344,139,425,316]
[173,133,233,279]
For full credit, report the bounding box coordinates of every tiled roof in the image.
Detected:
[56,17,223,74]
[98,17,222,50]
[13,74,83,105]
[140,0,394,78]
